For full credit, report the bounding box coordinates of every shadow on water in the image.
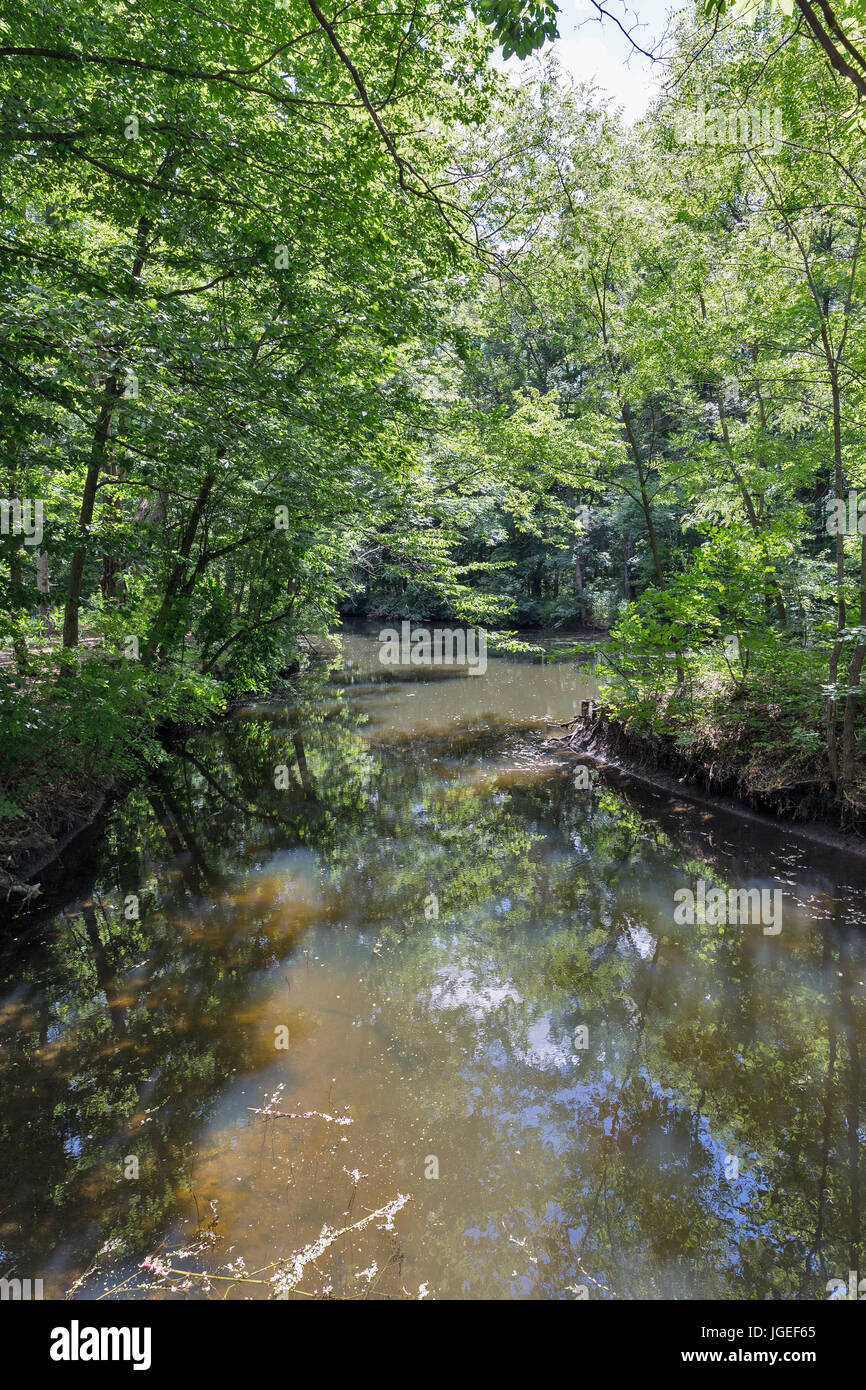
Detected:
[0,635,865,1299]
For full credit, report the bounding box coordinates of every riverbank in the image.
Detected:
[0,769,115,914]
[0,632,348,919]
[552,709,866,857]
[0,679,306,922]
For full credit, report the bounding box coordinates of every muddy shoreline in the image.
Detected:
[547,711,866,860]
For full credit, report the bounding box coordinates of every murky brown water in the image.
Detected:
[2,631,866,1300]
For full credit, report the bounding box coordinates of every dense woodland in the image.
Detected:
[6,0,866,1316]
[4,0,866,844]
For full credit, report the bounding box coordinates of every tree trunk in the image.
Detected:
[62,386,120,648]
[621,400,685,683]
[574,547,587,625]
[717,392,786,625]
[624,530,634,602]
[100,460,126,603]
[36,549,50,621]
[143,472,215,664]
[61,162,169,652]
[840,529,866,783]
[8,550,29,674]
[827,370,846,782]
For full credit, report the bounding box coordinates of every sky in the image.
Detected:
[497,0,687,125]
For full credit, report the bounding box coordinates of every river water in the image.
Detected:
[1,632,865,1300]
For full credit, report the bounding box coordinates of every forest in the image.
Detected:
[3,0,866,859]
[3,0,866,1323]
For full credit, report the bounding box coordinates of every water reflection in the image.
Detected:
[0,640,864,1299]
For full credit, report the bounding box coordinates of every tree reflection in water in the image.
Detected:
[1,664,865,1300]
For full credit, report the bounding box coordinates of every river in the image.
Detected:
[1,631,865,1300]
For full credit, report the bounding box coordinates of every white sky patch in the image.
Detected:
[429,963,522,1019]
[493,0,680,126]
[544,35,662,123]
[521,1015,572,1069]
[622,923,657,958]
